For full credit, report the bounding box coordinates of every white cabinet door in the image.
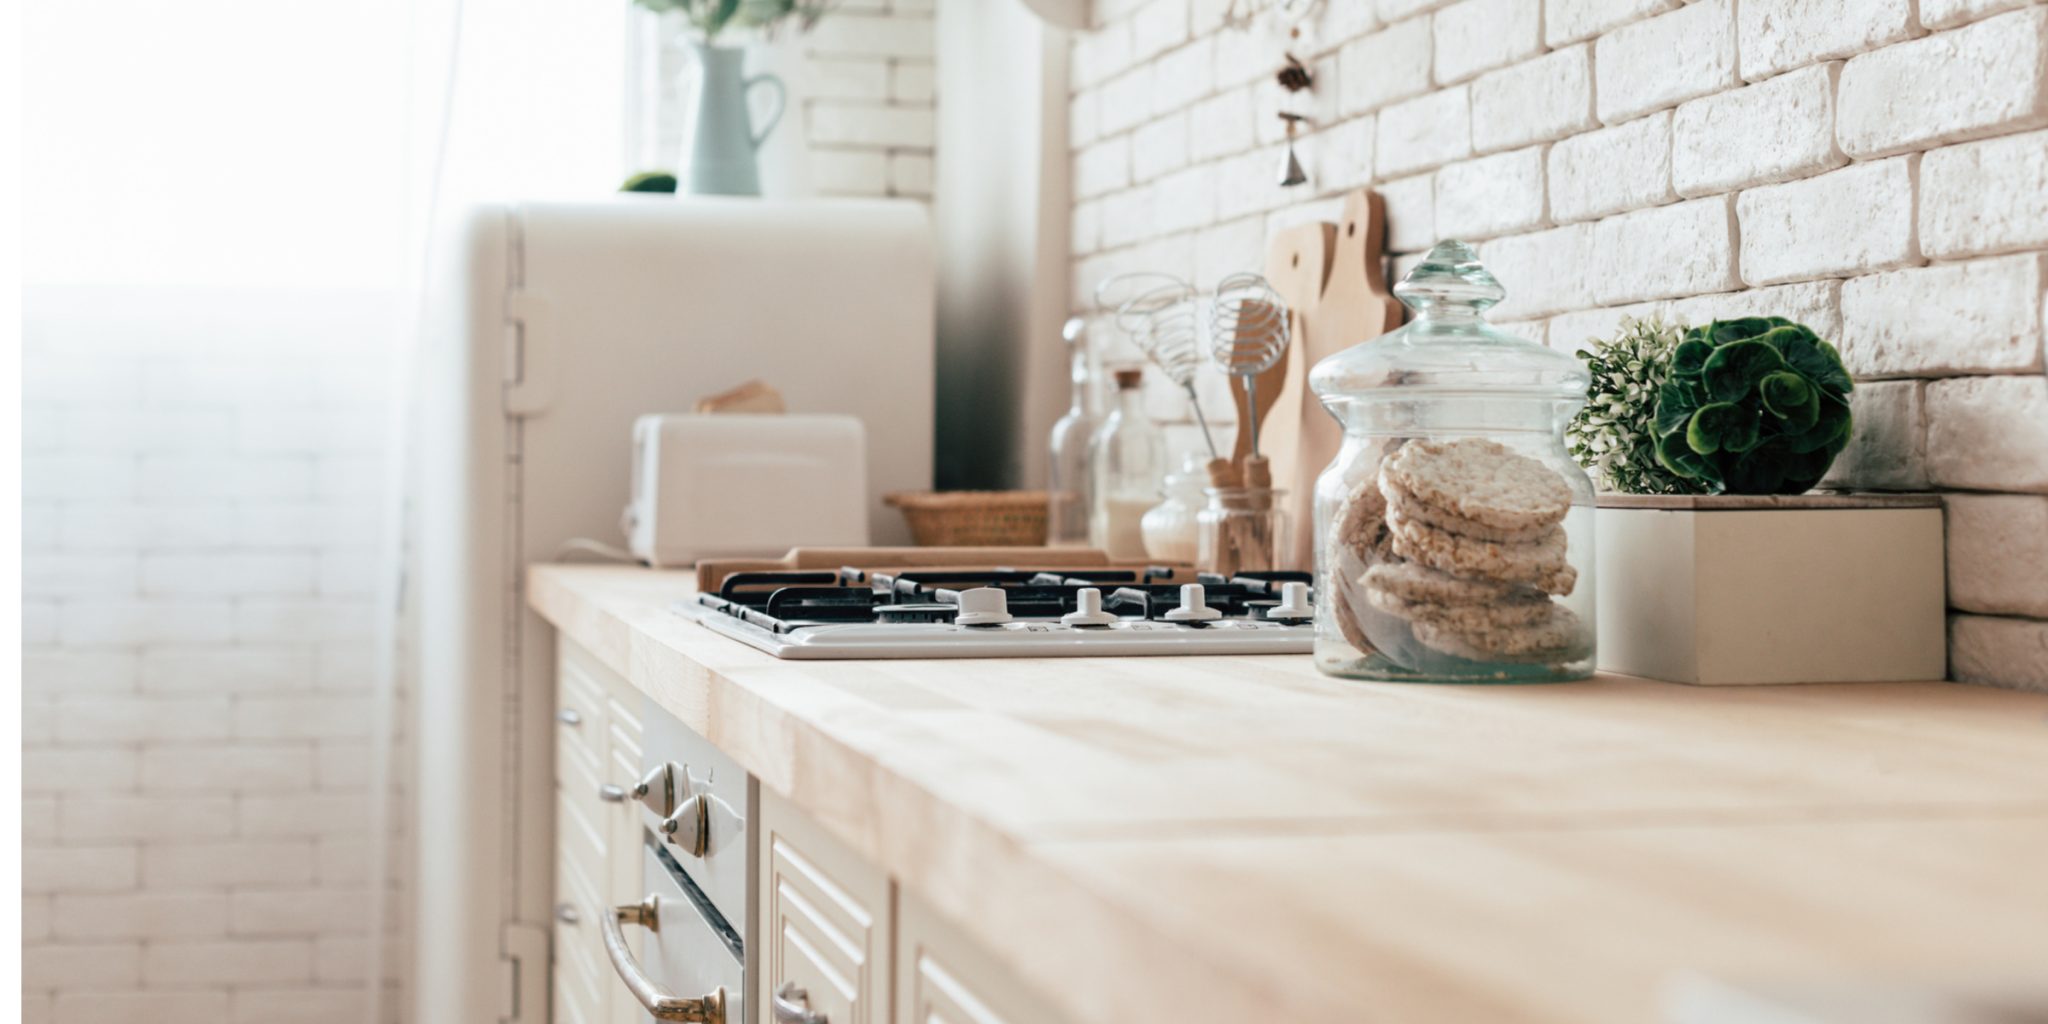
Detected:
[757,786,892,1024]
[895,889,1075,1024]
[555,639,650,1024]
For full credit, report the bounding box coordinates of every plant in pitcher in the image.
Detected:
[634,0,834,195]
[632,0,834,40]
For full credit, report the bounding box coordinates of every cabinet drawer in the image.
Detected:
[557,641,610,772]
[895,889,1072,1024]
[758,787,891,1024]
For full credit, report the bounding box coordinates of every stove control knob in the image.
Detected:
[1265,581,1314,622]
[953,587,1012,626]
[1162,583,1222,622]
[660,794,709,858]
[1060,588,1119,627]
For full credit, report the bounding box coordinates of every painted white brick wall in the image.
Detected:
[22,288,403,1022]
[1069,0,2048,691]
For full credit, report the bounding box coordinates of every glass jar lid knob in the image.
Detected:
[1392,240,1504,316]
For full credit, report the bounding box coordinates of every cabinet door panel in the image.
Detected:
[759,787,891,1024]
[895,890,1074,1024]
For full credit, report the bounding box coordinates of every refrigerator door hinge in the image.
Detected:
[499,921,550,1024]
[503,290,556,416]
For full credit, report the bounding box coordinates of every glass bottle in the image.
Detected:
[1088,367,1164,560]
[1047,318,1098,547]
[1140,453,1207,562]
[1307,240,1596,683]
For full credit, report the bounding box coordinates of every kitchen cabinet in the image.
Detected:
[555,638,647,1024]
[753,787,1075,1024]
[533,565,2048,1024]
[895,888,1070,1024]
[756,786,891,1024]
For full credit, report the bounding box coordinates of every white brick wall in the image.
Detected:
[22,288,403,1020]
[1069,0,2048,691]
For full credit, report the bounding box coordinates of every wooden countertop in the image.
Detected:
[529,564,2048,1023]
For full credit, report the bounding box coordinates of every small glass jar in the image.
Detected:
[1307,241,1595,683]
[1140,454,1207,563]
[1196,488,1289,577]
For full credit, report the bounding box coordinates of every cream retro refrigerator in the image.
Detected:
[412,197,933,1023]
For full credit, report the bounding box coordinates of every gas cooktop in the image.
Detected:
[679,566,1315,659]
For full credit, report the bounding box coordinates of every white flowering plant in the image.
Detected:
[1567,315,1708,495]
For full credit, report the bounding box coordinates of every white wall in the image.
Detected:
[1067,0,2048,691]
[22,288,405,1024]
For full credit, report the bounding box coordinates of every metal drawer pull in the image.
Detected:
[600,896,728,1023]
[773,982,828,1024]
[598,783,629,803]
[556,903,580,924]
[557,708,583,726]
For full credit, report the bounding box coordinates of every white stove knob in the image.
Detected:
[1162,583,1222,622]
[954,587,1012,626]
[1061,588,1119,627]
[1266,581,1314,622]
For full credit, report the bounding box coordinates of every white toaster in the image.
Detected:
[625,414,869,567]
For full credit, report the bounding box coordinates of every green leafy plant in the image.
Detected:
[633,0,834,41]
[1568,316,1706,495]
[619,170,678,193]
[1652,317,1854,494]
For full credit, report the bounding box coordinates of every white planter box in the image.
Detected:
[1594,494,1946,685]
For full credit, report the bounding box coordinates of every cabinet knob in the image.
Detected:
[557,708,583,726]
[772,982,828,1024]
[598,783,629,803]
[556,902,580,925]
[633,763,679,817]
[659,794,709,858]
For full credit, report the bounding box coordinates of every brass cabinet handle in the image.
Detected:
[600,896,727,1023]
[772,981,828,1024]
[557,708,583,726]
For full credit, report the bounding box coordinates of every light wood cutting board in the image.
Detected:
[1259,220,1334,557]
[1266,190,1404,570]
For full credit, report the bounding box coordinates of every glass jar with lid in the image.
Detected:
[1307,240,1595,683]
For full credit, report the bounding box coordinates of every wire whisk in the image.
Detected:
[1208,272,1290,457]
[1095,272,1221,459]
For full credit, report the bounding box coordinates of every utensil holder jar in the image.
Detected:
[1197,488,1289,577]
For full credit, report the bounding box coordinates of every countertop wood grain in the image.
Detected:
[529,564,2048,1024]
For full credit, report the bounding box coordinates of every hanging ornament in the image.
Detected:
[1278,112,1309,187]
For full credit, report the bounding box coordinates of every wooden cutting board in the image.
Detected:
[694,546,1119,592]
[1259,220,1334,537]
[1270,189,1404,571]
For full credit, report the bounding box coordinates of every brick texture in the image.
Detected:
[21,290,403,1014]
[1068,0,2048,690]
[1834,8,2048,159]
[1735,157,1917,285]
[1594,1,1737,124]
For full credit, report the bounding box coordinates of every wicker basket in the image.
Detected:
[883,491,1051,547]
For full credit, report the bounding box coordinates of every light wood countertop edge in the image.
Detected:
[527,564,2048,1024]
[527,564,1329,1021]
